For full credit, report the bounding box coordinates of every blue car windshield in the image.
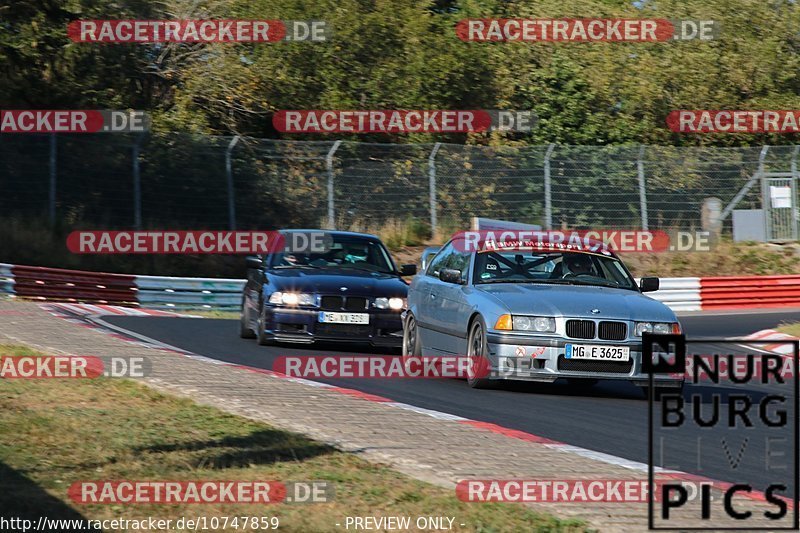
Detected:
[474,250,637,290]
[270,237,395,274]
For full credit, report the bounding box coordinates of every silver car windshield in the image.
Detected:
[473,250,637,290]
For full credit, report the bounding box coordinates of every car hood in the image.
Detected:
[476,283,675,321]
[267,268,408,297]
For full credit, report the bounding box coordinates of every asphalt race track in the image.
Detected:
[103,309,800,498]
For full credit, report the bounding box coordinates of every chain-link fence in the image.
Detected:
[1,133,797,237]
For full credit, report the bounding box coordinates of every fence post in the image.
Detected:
[543,143,555,229]
[325,140,342,229]
[428,142,442,237]
[637,145,649,230]
[225,135,240,230]
[48,134,57,226]
[791,145,799,240]
[132,135,143,230]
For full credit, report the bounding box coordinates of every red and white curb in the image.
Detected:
[43,302,199,318]
[41,305,795,511]
[741,329,798,356]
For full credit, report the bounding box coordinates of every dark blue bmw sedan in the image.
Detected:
[239,230,416,347]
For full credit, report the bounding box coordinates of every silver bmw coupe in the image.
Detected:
[403,233,684,393]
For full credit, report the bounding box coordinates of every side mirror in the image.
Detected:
[639,277,659,292]
[439,268,463,284]
[400,264,417,276]
[246,255,263,270]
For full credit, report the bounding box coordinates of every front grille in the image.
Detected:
[557,355,633,374]
[315,323,372,336]
[344,297,368,311]
[276,323,306,333]
[598,321,627,340]
[319,295,368,311]
[566,320,596,339]
[320,296,343,310]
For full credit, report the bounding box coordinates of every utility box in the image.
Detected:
[732,209,766,242]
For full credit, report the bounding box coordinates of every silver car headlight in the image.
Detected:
[374,297,406,310]
[634,322,678,336]
[268,292,315,306]
[512,316,556,333]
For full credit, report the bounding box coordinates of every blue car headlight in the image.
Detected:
[268,292,315,306]
[374,297,406,310]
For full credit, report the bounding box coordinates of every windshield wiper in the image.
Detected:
[558,278,629,289]
[338,266,394,274]
[477,278,555,285]
[272,264,323,269]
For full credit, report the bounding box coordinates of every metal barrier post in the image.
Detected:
[48,134,57,226]
[543,143,555,230]
[326,140,342,229]
[789,146,800,241]
[132,135,143,230]
[225,135,240,230]
[428,142,442,237]
[637,145,649,230]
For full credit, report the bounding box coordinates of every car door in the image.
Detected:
[243,255,266,328]
[416,242,454,353]
[433,247,473,354]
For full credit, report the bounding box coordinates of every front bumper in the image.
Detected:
[261,306,403,347]
[484,332,684,386]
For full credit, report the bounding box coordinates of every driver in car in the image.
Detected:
[562,253,595,277]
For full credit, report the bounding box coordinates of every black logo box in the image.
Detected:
[644,334,799,531]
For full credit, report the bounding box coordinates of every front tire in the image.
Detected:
[239,301,256,339]
[256,303,275,346]
[402,314,422,358]
[466,317,496,389]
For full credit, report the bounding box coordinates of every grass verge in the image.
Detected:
[0,343,585,532]
[776,324,800,337]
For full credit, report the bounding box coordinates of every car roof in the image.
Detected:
[278,229,381,240]
[450,231,618,258]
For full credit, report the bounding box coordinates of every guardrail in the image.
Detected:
[1,263,799,312]
[0,264,244,309]
[639,277,701,312]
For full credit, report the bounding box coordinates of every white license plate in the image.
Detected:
[565,344,630,361]
[318,312,369,324]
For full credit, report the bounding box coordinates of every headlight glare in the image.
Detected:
[388,297,405,310]
[268,292,315,306]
